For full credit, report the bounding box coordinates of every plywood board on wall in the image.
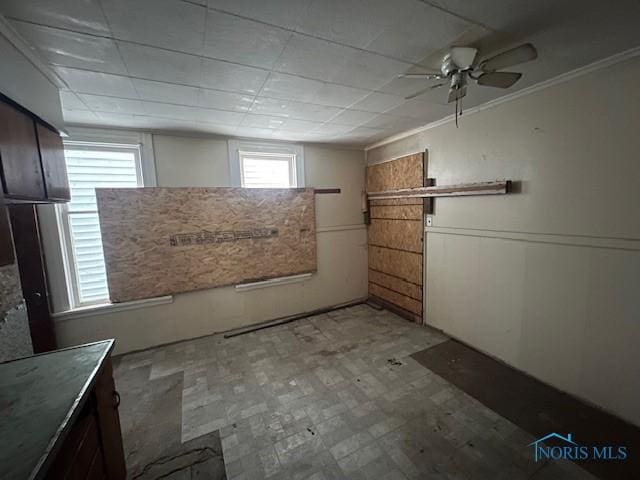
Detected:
[367,152,425,323]
[96,187,316,303]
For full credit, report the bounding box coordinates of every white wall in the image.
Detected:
[367,55,640,426]
[54,135,367,354]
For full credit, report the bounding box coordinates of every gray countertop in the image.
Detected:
[0,340,114,480]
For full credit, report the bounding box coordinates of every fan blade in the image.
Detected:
[480,43,537,71]
[398,73,442,79]
[404,82,446,100]
[449,47,478,69]
[477,71,522,88]
[447,86,467,104]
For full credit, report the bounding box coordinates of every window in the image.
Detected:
[240,151,296,188]
[58,142,144,307]
[229,140,304,188]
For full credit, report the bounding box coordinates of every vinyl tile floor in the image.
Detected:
[113,304,597,480]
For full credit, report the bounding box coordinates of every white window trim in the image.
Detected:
[38,128,162,316]
[228,139,305,187]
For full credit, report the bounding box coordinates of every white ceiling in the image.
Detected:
[2,0,639,146]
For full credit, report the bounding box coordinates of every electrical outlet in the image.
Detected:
[426,216,433,227]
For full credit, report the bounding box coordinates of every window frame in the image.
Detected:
[57,141,145,308]
[40,128,158,313]
[228,139,305,188]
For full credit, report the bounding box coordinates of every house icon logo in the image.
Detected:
[528,433,578,462]
[527,433,628,463]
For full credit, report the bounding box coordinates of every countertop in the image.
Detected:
[0,340,114,480]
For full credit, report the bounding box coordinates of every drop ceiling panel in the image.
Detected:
[0,0,110,35]
[100,0,206,54]
[118,43,203,86]
[200,58,269,94]
[203,10,291,69]
[78,94,146,115]
[207,0,313,30]
[4,0,637,146]
[54,67,138,98]
[262,73,369,107]
[12,22,127,74]
[249,97,342,122]
[296,0,405,49]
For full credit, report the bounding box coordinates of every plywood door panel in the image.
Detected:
[369,283,422,315]
[369,204,423,220]
[97,187,316,302]
[366,153,424,192]
[366,152,424,323]
[368,269,422,301]
[368,218,423,253]
[368,245,422,286]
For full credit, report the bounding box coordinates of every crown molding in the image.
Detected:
[365,45,640,151]
[0,13,67,89]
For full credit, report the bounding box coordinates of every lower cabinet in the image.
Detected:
[45,358,126,480]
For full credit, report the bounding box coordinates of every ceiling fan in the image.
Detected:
[401,43,538,109]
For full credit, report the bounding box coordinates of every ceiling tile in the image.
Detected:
[207,0,312,30]
[0,0,110,35]
[262,73,369,107]
[142,102,244,125]
[365,2,473,63]
[77,94,146,114]
[63,109,100,124]
[101,0,206,54]
[275,34,409,90]
[348,92,404,113]
[328,109,378,126]
[383,97,452,120]
[95,112,150,128]
[203,10,291,69]
[360,113,415,131]
[377,76,449,100]
[54,67,138,98]
[60,91,89,110]
[309,123,355,135]
[240,114,320,133]
[297,0,404,49]
[133,79,200,106]
[12,22,127,74]
[118,43,202,86]
[250,97,341,122]
[200,58,269,94]
[199,90,255,112]
[141,117,201,132]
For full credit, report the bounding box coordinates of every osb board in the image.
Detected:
[369,283,422,315]
[368,246,422,286]
[368,219,422,253]
[368,269,422,301]
[370,198,422,206]
[96,187,316,302]
[369,204,423,220]
[366,153,424,192]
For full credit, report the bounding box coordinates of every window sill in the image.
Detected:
[52,295,173,322]
[235,273,313,292]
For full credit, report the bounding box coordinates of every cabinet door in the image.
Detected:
[0,101,45,200]
[36,123,70,201]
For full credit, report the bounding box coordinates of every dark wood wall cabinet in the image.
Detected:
[0,340,127,480]
[0,96,70,203]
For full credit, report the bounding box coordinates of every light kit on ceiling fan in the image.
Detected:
[399,43,538,127]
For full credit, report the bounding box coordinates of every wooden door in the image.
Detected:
[36,123,70,202]
[8,204,56,352]
[0,193,15,266]
[0,101,46,200]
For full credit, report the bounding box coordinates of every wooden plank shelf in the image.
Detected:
[367,180,510,200]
